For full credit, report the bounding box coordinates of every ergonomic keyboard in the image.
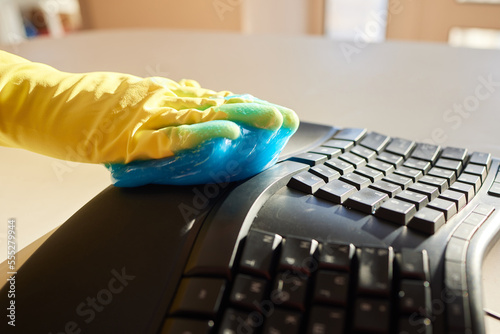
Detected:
[2,122,499,334]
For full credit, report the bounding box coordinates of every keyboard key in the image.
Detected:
[445,261,467,291]
[385,138,416,159]
[445,257,464,284]
[426,198,457,220]
[473,203,495,217]
[426,167,456,185]
[339,172,371,190]
[288,152,327,166]
[450,181,475,203]
[288,171,326,194]
[445,271,467,301]
[369,180,402,198]
[445,237,468,263]
[406,181,438,201]
[417,176,448,193]
[239,230,282,279]
[408,207,446,234]
[446,290,472,332]
[398,279,431,316]
[169,277,226,317]
[393,166,423,182]
[453,222,479,240]
[322,139,353,152]
[440,146,468,161]
[435,158,463,174]
[272,273,308,311]
[468,151,492,169]
[279,237,319,275]
[463,163,488,182]
[449,259,470,289]
[383,174,413,190]
[457,173,482,193]
[351,146,377,162]
[375,198,417,225]
[357,247,393,296]
[411,143,441,164]
[395,190,429,210]
[229,275,268,311]
[160,318,214,334]
[324,158,355,175]
[318,243,353,272]
[262,309,302,334]
[462,212,488,227]
[310,165,340,182]
[367,159,395,175]
[377,151,404,167]
[338,152,367,168]
[333,128,367,142]
[359,132,391,153]
[397,249,429,281]
[403,158,432,174]
[315,180,357,204]
[313,270,349,306]
[219,309,259,334]
[489,182,500,197]
[307,306,345,334]
[354,166,384,182]
[309,146,342,159]
[353,298,390,333]
[439,189,467,211]
[344,188,389,214]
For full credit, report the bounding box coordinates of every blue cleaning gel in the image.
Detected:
[106,122,295,187]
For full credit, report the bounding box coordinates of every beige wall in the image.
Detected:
[386,0,500,42]
[79,0,242,31]
[241,0,324,34]
[78,0,324,34]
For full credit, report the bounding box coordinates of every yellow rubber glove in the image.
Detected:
[0,51,298,165]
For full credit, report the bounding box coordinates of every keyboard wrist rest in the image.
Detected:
[0,185,225,333]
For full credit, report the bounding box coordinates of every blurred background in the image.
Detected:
[0,0,500,48]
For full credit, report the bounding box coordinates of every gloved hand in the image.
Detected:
[0,51,299,186]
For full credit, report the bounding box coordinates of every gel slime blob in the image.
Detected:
[0,51,299,187]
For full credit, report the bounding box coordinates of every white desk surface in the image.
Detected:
[1,29,500,330]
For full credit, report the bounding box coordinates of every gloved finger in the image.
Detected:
[171,85,231,99]
[153,95,224,111]
[170,85,220,98]
[253,100,298,132]
[178,79,201,88]
[150,77,231,98]
[177,79,232,98]
[141,106,222,130]
[216,102,284,131]
[143,100,285,132]
[127,120,240,163]
[224,95,299,132]
[141,95,229,130]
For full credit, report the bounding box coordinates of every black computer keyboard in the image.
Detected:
[2,122,499,334]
